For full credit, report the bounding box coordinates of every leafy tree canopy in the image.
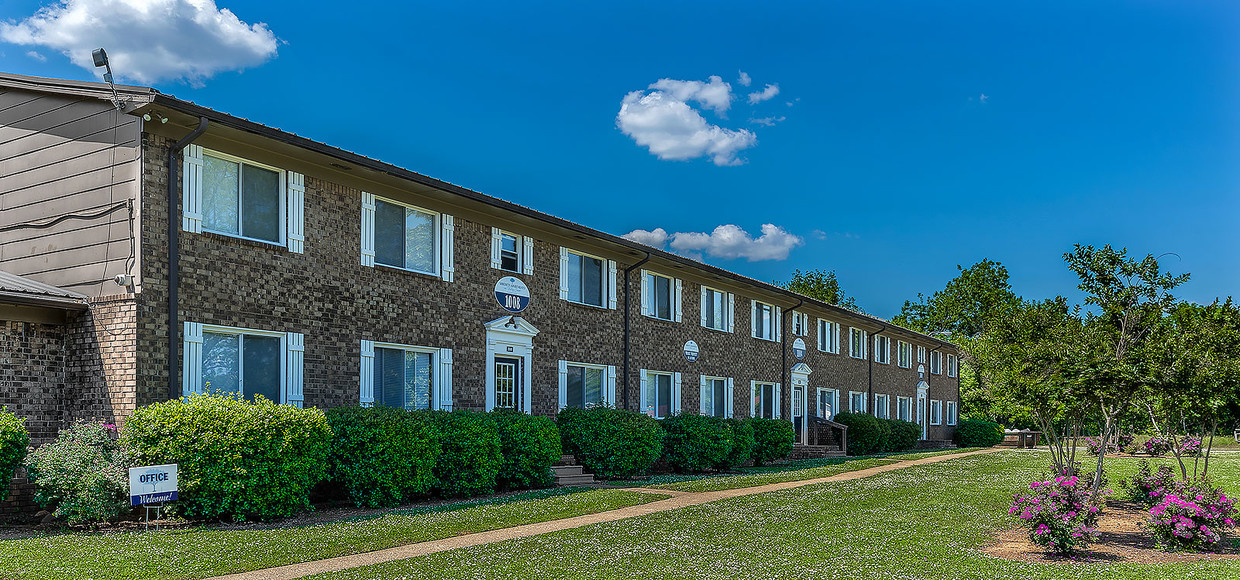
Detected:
[892,259,1020,338]
[778,269,862,313]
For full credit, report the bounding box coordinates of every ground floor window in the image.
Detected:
[373,346,434,410]
[751,381,779,419]
[897,396,913,422]
[559,361,615,409]
[874,394,890,419]
[700,376,731,418]
[930,399,943,425]
[946,401,958,425]
[849,391,866,413]
[816,388,838,420]
[641,370,679,418]
[203,330,282,402]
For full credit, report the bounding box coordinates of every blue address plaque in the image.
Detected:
[494,276,531,313]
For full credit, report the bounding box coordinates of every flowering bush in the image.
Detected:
[1084,437,1105,455]
[1181,436,1203,457]
[1144,436,1172,457]
[1009,474,1103,555]
[1147,481,1236,552]
[1119,460,1176,507]
[1084,434,1134,455]
[26,422,133,525]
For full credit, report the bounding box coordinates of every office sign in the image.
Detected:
[792,338,807,360]
[129,464,178,506]
[683,340,700,362]
[494,276,531,313]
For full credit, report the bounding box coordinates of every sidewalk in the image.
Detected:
[207,448,1004,580]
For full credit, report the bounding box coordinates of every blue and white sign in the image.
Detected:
[494,276,531,313]
[683,340,700,362]
[792,338,807,360]
[129,464,178,506]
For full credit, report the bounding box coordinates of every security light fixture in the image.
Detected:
[142,111,169,124]
[91,47,125,110]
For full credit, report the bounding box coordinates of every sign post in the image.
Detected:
[129,464,178,529]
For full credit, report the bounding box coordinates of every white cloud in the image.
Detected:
[648,75,732,115]
[747,83,780,104]
[980,93,989,104]
[0,0,280,85]
[737,70,751,87]
[616,88,757,166]
[623,224,803,262]
[25,50,45,62]
[749,115,785,127]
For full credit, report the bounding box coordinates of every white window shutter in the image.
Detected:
[359,340,375,407]
[699,376,709,415]
[699,287,708,326]
[751,300,759,338]
[182,322,203,396]
[774,382,782,419]
[750,381,757,417]
[522,236,535,275]
[674,279,683,322]
[606,365,617,407]
[672,372,682,415]
[607,260,619,309]
[639,369,649,416]
[727,293,735,333]
[441,214,455,282]
[285,332,305,408]
[775,306,783,341]
[559,247,570,300]
[490,227,503,269]
[640,270,651,316]
[360,192,376,267]
[438,348,453,411]
[182,144,204,233]
[557,360,569,410]
[286,171,305,254]
[725,378,734,418]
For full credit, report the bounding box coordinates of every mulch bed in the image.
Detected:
[982,500,1240,564]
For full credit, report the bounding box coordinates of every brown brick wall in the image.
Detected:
[65,294,139,429]
[0,319,65,444]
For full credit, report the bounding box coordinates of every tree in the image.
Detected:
[778,269,862,312]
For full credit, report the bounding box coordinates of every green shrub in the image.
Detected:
[491,410,561,491]
[123,394,333,521]
[884,419,921,452]
[26,422,132,524]
[324,406,439,508]
[660,413,730,473]
[426,410,501,497]
[750,418,794,465]
[556,407,663,479]
[834,412,885,456]
[954,419,1004,447]
[0,409,29,486]
[715,417,755,470]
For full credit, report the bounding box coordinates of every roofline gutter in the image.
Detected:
[168,116,209,401]
[0,291,88,311]
[622,252,652,411]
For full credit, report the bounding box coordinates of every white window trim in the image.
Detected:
[874,393,891,419]
[182,322,304,408]
[897,396,913,422]
[699,375,734,418]
[559,247,617,309]
[947,354,959,377]
[897,340,912,368]
[817,319,840,354]
[363,193,451,279]
[946,401,958,425]
[187,147,300,250]
[490,228,535,275]
[640,270,682,322]
[751,300,782,342]
[639,369,681,419]
[930,399,943,425]
[557,360,617,410]
[791,312,809,337]
[917,345,927,364]
[930,351,943,375]
[848,390,867,413]
[700,286,735,333]
[849,327,867,359]
[873,335,890,364]
[816,387,840,419]
[749,380,782,419]
[359,340,453,411]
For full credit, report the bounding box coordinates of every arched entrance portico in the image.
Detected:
[790,363,811,444]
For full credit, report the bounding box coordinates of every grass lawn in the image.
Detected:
[307,451,1240,580]
[0,487,664,580]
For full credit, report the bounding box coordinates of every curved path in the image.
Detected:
[207,448,1004,580]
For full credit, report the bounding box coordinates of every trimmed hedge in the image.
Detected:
[427,410,502,497]
[954,419,1004,448]
[750,418,794,465]
[884,419,921,453]
[123,394,333,521]
[26,422,131,524]
[491,410,561,491]
[834,412,886,456]
[557,407,663,479]
[716,417,755,470]
[0,408,28,486]
[324,406,439,508]
[660,413,730,473]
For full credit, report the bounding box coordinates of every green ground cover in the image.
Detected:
[309,451,1240,580]
[0,488,664,580]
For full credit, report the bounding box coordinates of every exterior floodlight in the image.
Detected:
[92,48,109,68]
[91,47,124,110]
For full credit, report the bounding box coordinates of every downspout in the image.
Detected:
[168,117,209,400]
[781,298,802,420]
[868,324,887,417]
[621,251,651,411]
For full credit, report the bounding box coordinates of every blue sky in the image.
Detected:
[3,0,1237,317]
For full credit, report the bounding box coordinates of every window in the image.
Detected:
[849,391,867,413]
[930,351,943,374]
[559,361,615,409]
[817,319,840,354]
[791,312,809,337]
[946,401,958,425]
[897,341,913,368]
[751,381,780,419]
[873,335,890,364]
[183,322,304,407]
[490,228,533,274]
[930,400,943,425]
[701,287,733,332]
[360,341,451,411]
[641,370,680,419]
[752,300,780,341]
[897,396,913,422]
[917,345,927,364]
[361,192,453,280]
[642,271,680,321]
[816,388,839,420]
[560,248,615,308]
[874,394,890,419]
[849,328,867,359]
[947,354,958,377]
[700,376,733,418]
[198,149,287,244]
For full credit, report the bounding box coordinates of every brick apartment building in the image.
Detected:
[0,72,961,456]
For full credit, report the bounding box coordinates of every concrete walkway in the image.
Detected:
[207,448,1003,580]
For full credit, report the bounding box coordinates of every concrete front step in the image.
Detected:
[554,474,597,486]
[551,465,584,477]
[915,440,958,450]
[553,454,596,486]
[789,444,846,459]
[553,455,576,466]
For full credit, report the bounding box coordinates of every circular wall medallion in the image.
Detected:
[792,338,807,360]
[683,340,700,362]
[494,276,531,313]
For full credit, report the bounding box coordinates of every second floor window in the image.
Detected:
[642,271,678,321]
[202,152,284,243]
[930,351,943,375]
[701,287,732,332]
[947,354,959,377]
[818,319,840,354]
[849,327,867,359]
[565,250,606,307]
[374,198,437,274]
[874,335,890,364]
[752,300,779,341]
[897,341,913,368]
[791,312,809,337]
